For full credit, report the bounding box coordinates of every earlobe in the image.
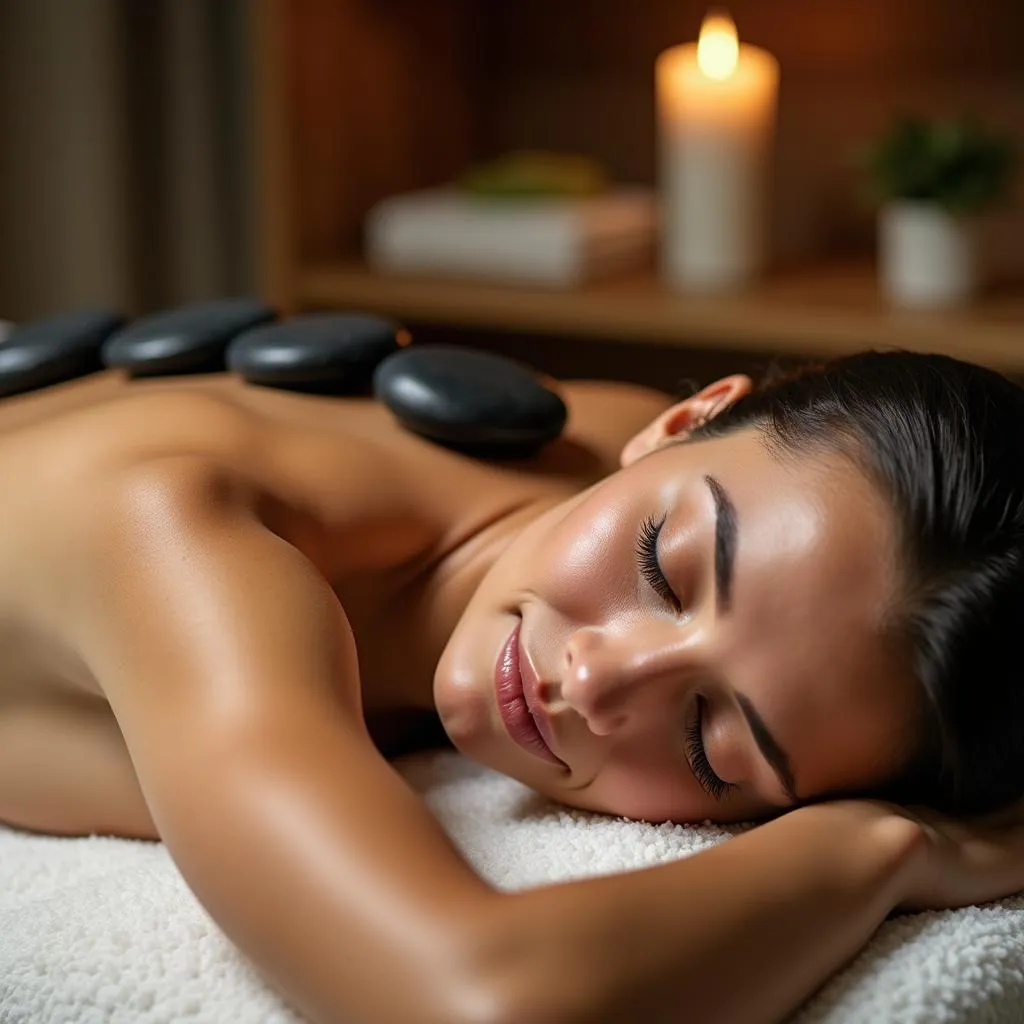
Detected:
[619,374,753,468]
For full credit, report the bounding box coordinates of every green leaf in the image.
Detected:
[860,115,1017,214]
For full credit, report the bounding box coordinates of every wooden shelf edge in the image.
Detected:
[296,262,1024,373]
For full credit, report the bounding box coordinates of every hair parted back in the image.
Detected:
[692,349,1024,817]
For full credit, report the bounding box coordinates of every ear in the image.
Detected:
[619,374,753,468]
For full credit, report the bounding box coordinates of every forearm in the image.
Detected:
[482,804,923,1024]
[140,718,504,1024]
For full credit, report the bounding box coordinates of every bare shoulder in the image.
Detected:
[550,380,674,466]
[0,389,257,624]
[561,380,675,430]
[561,378,675,410]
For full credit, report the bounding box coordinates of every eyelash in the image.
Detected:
[637,517,733,801]
[685,696,737,802]
[637,517,732,801]
[636,514,682,612]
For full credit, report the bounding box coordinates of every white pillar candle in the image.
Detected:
[657,12,779,291]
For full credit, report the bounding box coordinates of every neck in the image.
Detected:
[399,492,571,712]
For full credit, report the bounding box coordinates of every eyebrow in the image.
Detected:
[703,474,737,614]
[701,474,800,804]
[737,692,800,804]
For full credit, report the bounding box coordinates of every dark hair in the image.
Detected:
[692,350,1024,817]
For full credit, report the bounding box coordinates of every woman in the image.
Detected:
[1,347,1023,1024]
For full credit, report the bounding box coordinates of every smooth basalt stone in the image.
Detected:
[0,309,124,398]
[102,298,275,376]
[373,345,567,458]
[227,313,404,392]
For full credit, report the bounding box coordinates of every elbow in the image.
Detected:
[445,982,521,1024]
[445,901,597,1024]
[448,981,590,1024]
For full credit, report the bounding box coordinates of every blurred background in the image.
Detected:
[0,0,1021,387]
[0,0,255,317]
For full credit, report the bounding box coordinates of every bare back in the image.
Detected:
[0,368,672,838]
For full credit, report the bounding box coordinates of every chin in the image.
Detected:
[434,665,555,793]
[435,602,511,736]
[433,664,488,750]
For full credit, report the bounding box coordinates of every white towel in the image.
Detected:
[2,750,1023,1023]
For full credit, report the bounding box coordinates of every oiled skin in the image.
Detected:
[0,368,667,839]
[0,368,940,1024]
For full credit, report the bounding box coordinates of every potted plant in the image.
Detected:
[862,116,1016,308]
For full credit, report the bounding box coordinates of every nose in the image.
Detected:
[561,623,692,737]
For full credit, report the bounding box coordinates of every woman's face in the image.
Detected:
[435,394,920,824]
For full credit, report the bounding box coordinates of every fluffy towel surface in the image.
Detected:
[2,751,1024,1023]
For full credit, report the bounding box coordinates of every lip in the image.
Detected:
[495,621,565,766]
[517,634,563,761]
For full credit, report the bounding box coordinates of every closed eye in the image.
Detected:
[684,695,737,802]
[636,514,682,613]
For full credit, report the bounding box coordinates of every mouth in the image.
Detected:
[494,620,565,766]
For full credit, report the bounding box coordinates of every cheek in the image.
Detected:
[536,500,636,616]
[572,741,709,824]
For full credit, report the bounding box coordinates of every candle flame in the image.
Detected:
[697,10,739,80]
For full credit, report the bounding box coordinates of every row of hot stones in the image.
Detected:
[1,299,568,458]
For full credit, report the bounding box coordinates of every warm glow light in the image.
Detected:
[697,10,739,80]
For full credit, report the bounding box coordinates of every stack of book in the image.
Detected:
[366,188,657,287]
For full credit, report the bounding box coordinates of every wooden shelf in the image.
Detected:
[298,261,1024,373]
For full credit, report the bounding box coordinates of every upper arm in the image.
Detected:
[80,456,362,739]
[73,459,503,1024]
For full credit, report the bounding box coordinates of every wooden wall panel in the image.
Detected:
[478,0,1024,77]
[282,0,477,262]
[257,0,1023,283]
[475,0,1024,273]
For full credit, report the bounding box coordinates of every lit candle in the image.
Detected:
[656,11,779,290]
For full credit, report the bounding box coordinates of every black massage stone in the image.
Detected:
[102,298,276,377]
[227,313,404,393]
[373,345,567,459]
[0,309,124,398]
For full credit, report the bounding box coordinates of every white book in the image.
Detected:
[366,188,657,286]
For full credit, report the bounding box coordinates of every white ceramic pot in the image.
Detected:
[879,201,981,309]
